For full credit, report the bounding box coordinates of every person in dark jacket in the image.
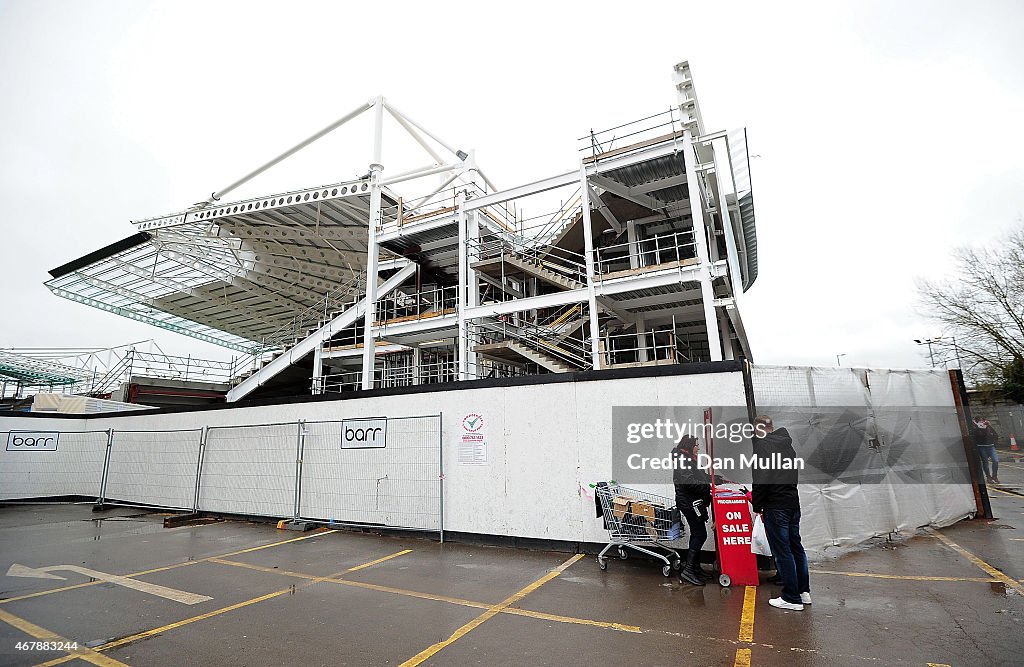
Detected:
[672,435,723,586]
[751,415,810,611]
[972,418,1000,484]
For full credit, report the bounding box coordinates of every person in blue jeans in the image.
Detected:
[752,415,810,611]
[973,418,1001,484]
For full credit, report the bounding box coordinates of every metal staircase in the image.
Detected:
[226,262,417,401]
[474,313,591,374]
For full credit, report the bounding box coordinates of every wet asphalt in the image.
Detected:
[0,484,1022,667]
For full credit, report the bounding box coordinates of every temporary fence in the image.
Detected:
[0,430,109,500]
[1,414,444,539]
[750,366,978,556]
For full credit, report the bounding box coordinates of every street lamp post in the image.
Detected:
[836,353,846,366]
[914,338,938,368]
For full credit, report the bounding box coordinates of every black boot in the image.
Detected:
[692,554,711,583]
[679,549,705,586]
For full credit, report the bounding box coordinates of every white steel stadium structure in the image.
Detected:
[45,61,759,402]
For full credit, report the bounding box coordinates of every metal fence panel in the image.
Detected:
[300,415,441,531]
[199,423,296,518]
[0,430,109,500]
[104,430,202,509]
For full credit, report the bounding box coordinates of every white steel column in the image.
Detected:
[627,220,640,270]
[312,344,324,394]
[718,309,736,361]
[636,316,649,363]
[456,190,469,380]
[579,163,603,370]
[361,97,385,390]
[683,131,723,362]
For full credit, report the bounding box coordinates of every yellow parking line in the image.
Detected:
[346,549,413,571]
[210,556,642,633]
[96,589,293,652]
[0,608,129,667]
[811,569,996,583]
[0,529,335,605]
[399,553,584,667]
[208,558,319,580]
[738,586,756,642]
[931,531,1024,595]
[733,585,757,666]
[92,548,411,653]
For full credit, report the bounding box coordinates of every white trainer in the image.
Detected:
[769,597,804,611]
[800,592,812,605]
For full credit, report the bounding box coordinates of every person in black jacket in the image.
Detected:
[672,435,723,586]
[972,418,1001,484]
[751,415,810,611]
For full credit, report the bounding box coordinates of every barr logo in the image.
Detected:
[7,432,60,451]
[341,418,387,449]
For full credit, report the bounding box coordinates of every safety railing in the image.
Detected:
[593,230,698,279]
[375,285,458,326]
[378,182,520,236]
[537,303,585,331]
[579,107,684,162]
[475,317,592,370]
[259,281,366,351]
[600,329,687,368]
[86,350,242,395]
[312,357,529,394]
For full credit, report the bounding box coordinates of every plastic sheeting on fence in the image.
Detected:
[751,366,977,557]
[0,430,109,500]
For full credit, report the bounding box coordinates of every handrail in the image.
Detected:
[594,230,697,277]
[476,318,591,369]
[601,328,682,367]
[469,237,589,286]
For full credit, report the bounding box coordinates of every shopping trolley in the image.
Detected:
[595,482,683,576]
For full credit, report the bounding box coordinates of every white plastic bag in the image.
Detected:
[751,513,772,556]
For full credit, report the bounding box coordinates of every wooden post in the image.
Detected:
[948,369,993,519]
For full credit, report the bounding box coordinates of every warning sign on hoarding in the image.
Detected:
[458,413,486,464]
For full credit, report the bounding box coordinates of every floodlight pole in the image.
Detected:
[361,97,385,390]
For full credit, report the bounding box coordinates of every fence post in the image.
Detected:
[95,428,114,510]
[438,413,444,543]
[294,420,307,520]
[193,426,208,513]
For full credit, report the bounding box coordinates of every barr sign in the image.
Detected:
[7,432,60,451]
[341,418,387,449]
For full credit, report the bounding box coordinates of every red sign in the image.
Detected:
[713,492,759,586]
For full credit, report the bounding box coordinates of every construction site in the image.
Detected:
[3,61,753,408]
[2,58,1022,667]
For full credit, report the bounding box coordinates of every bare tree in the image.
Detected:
[917,220,1024,393]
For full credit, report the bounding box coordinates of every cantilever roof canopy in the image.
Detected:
[47,179,400,353]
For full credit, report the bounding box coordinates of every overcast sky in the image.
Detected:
[1,0,1022,370]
